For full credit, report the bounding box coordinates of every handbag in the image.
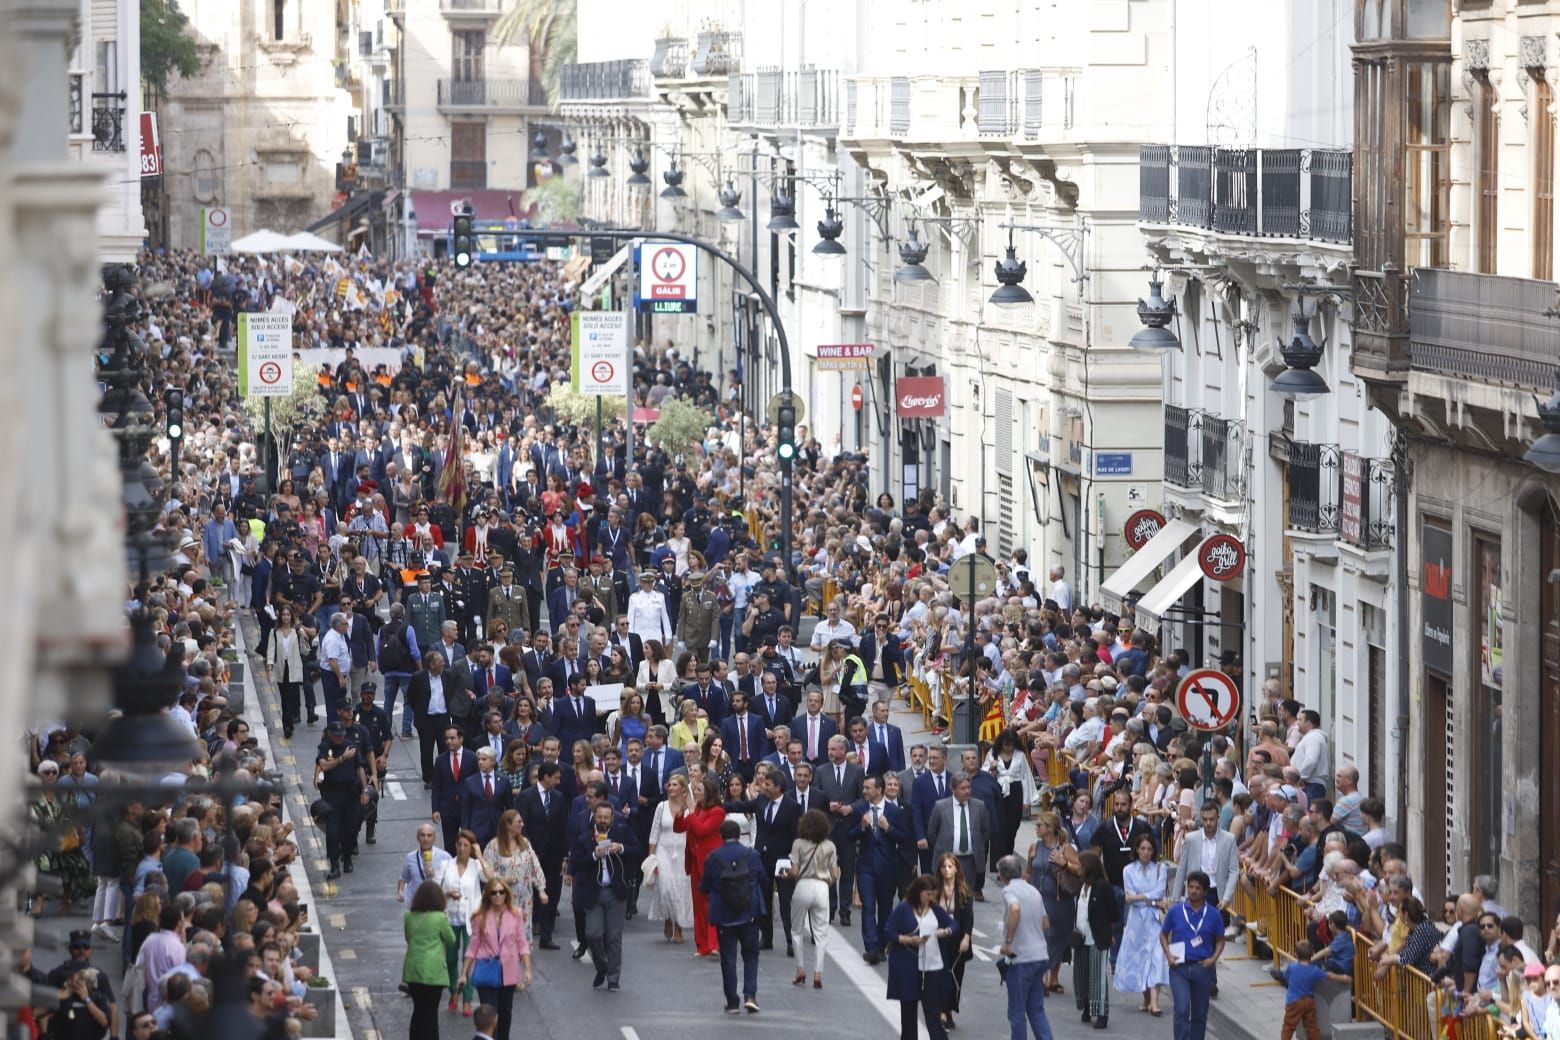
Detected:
[470,916,505,988]
[1052,843,1082,898]
[640,854,659,888]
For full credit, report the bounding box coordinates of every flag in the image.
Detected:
[438,384,467,514]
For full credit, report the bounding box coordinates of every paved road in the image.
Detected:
[250,643,1172,1040]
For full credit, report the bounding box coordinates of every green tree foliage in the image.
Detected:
[142,0,201,93]
[545,383,623,430]
[645,396,713,461]
[495,0,578,110]
[242,360,325,469]
[523,174,580,226]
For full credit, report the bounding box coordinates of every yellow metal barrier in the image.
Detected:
[1046,747,1069,788]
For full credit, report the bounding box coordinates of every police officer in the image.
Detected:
[836,641,870,722]
[315,717,368,879]
[407,571,446,657]
[452,550,487,645]
[439,563,472,646]
[583,555,618,626]
[755,557,793,624]
[742,588,786,649]
[486,564,529,638]
[355,682,393,845]
[676,571,720,664]
[336,698,378,854]
[654,556,683,623]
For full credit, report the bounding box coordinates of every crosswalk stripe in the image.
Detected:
[387,781,406,801]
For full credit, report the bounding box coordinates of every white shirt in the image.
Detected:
[1050,578,1074,611]
[626,588,672,642]
[810,617,858,650]
[1290,728,1330,785]
[1199,829,1220,876]
[320,628,352,677]
[426,672,447,714]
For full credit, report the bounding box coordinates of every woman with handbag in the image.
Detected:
[1073,850,1120,1030]
[784,808,839,989]
[458,880,531,1040]
[885,874,960,1040]
[436,830,487,1016]
[1027,810,1079,995]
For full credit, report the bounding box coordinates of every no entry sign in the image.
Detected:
[1176,669,1242,731]
[636,241,698,314]
[572,311,630,398]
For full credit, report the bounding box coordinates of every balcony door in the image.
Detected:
[452,31,486,105]
[450,121,486,189]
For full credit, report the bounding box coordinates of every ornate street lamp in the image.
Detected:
[988,230,1033,306]
[893,226,934,283]
[715,179,744,222]
[813,204,846,256]
[1270,306,1330,399]
[1128,273,1181,351]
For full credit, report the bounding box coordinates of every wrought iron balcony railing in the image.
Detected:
[1139,144,1352,244]
[92,91,127,152]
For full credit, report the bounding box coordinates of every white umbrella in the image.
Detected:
[230,229,294,254]
[280,231,344,253]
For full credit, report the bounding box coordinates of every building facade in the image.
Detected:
[156,0,351,247]
[1349,0,1560,925]
[71,0,146,259]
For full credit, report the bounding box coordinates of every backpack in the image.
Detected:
[716,852,752,919]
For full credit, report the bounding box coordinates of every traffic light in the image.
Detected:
[165,389,184,441]
[776,404,796,463]
[452,213,474,268]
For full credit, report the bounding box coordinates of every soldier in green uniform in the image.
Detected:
[582,554,619,627]
[486,564,530,639]
[406,572,447,660]
[676,570,720,664]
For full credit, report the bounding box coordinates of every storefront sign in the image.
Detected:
[1198,534,1245,582]
[1123,509,1166,551]
[139,113,163,177]
[896,376,945,417]
[1421,521,1454,674]
[816,343,874,372]
[1340,452,1364,547]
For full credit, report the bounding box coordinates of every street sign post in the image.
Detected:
[238,312,292,494]
[636,241,698,314]
[950,553,999,745]
[571,311,632,398]
[201,207,231,255]
[1176,669,1242,732]
[766,390,806,427]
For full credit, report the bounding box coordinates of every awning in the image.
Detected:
[1133,547,1210,626]
[1099,518,1198,611]
[305,190,382,233]
[408,189,530,231]
[579,244,632,296]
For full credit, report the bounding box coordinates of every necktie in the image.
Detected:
[808,716,818,759]
[835,765,843,787]
[858,743,868,769]
[541,791,549,812]
[485,774,493,798]
[936,774,945,799]
[877,723,887,747]
[768,696,776,719]
[651,751,661,779]
[871,805,880,832]
[766,801,776,824]
[488,668,495,689]
[610,774,619,794]
[739,717,749,760]
[958,802,970,854]
[452,754,460,783]
[798,792,806,814]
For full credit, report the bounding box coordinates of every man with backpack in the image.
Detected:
[699,818,766,1014]
[377,602,421,738]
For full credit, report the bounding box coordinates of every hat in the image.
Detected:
[760,634,778,647]
[591,554,608,565]
[68,929,92,948]
[416,571,431,581]
[686,570,706,584]
[359,681,378,693]
[325,720,346,735]
[760,557,778,570]
[498,565,514,575]
[1099,675,1119,691]
[1277,784,1299,802]
[458,549,474,559]
[639,569,656,581]
[336,699,355,713]
[357,480,378,492]
[1526,963,1547,979]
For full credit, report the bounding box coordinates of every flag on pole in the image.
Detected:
[438,384,467,514]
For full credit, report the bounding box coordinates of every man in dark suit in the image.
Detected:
[784,760,820,818]
[546,636,587,692]
[751,672,793,734]
[515,762,567,948]
[430,725,477,852]
[813,735,865,925]
[642,727,684,786]
[407,653,458,784]
[852,773,910,963]
[599,747,639,823]
[698,818,766,1014]
[911,745,956,873]
[470,645,515,699]
[547,569,584,633]
[844,716,890,779]
[865,699,908,773]
[720,691,770,781]
[722,763,801,954]
[458,746,513,847]
[607,616,644,674]
[856,615,907,693]
[794,690,838,764]
[927,774,993,893]
[520,631,554,698]
[681,664,729,727]
[550,672,597,749]
[571,801,632,990]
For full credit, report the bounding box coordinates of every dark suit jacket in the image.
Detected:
[851,798,911,875]
[784,783,822,818]
[680,683,729,728]
[752,692,794,729]
[722,796,801,867]
[600,771,639,818]
[546,656,587,694]
[793,713,839,764]
[864,722,907,773]
[569,815,633,908]
[472,663,515,698]
[407,671,463,724]
[521,650,553,694]
[608,631,644,673]
[856,630,907,688]
[458,771,513,846]
[814,760,865,842]
[431,748,478,822]
[640,746,683,791]
[911,771,957,844]
[846,738,891,778]
[515,784,568,864]
[719,713,771,768]
[549,693,596,749]
[547,585,583,632]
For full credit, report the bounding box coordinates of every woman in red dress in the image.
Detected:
[672,775,727,957]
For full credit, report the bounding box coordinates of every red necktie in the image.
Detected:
[485,774,493,798]
[488,668,495,689]
[739,717,749,760]
[452,755,460,783]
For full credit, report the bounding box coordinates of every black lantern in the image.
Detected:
[893,226,934,283]
[767,189,799,232]
[660,160,687,199]
[559,134,579,165]
[715,180,744,222]
[988,231,1033,306]
[625,148,651,187]
[587,145,610,178]
[1128,274,1180,351]
[1270,306,1330,399]
[813,205,846,256]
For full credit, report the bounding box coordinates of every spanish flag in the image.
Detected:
[978,698,1006,744]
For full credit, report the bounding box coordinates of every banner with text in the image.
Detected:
[238,312,294,397]
[896,375,946,417]
[816,343,874,372]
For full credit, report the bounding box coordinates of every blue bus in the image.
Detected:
[446,220,575,263]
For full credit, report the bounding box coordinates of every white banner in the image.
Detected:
[571,311,631,398]
[238,312,293,397]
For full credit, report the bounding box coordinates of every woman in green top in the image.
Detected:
[403,880,456,1039]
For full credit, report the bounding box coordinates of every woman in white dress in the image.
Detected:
[647,774,694,942]
[722,772,757,847]
[436,829,488,1016]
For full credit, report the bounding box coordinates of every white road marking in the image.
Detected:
[973,927,988,938]
[387,781,406,801]
[824,942,923,1037]
[621,1029,640,1040]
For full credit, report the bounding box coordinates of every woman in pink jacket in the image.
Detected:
[458,880,532,1040]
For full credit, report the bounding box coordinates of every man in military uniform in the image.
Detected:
[406,572,447,659]
[354,682,393,846]
[676,571,720,663]
[511,512,545,634]
[438,563,473,646]
[486,564,530,639]
[582,555,618,627]
[452,550,488,645]
[315,718,368,879]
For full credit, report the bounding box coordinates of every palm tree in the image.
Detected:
[495,0,577,110]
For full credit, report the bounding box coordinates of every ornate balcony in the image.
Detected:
[1138,144,1352,244]
[91,92,127,152]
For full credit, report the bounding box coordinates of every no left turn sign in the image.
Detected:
[1176,669,1242,731]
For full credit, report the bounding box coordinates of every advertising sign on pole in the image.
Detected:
[139,113,163,177]
[201,207,231,255]
[238,312,293,397]
[571,311,631,398]
[636,241,698,314]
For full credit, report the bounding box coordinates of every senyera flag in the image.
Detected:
[438,384,467,514]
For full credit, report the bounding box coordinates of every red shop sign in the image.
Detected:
[1198,534,1246,582]
[1123,509,1166,551]
[896,376,945,417]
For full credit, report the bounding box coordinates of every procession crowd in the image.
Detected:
[32,241,1552,1040]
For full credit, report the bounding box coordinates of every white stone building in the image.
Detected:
[156,0,352,247]
[71,0,147,259]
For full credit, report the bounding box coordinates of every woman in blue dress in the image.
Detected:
[1113,832,1169,1015]
[1026,811,1078,995]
